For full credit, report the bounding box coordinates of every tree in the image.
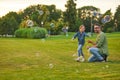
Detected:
[75,18,83,31]
[46,5,62,22]
[23,5,49,27]
[99,9,112,24]
[22,4,62,27]
[100,9,113,32]
[0,18,3,36]
[77,6,100,32]
[64,0,77,31]
[5,11,22,24]
[0,15,18,36]
[0,12,21,36]
[114,5,120,31]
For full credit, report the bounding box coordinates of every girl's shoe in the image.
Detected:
[80,57,85,62]
[76,57,80,62]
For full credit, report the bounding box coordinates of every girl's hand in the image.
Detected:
[71,38,74,41]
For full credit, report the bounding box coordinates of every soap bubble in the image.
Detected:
[41,39,45,43]
[35,52,40,57]
[105,65,109,68]
[49,63,54,69]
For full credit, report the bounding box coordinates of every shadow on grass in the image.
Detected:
[106,60,120,64]
[73,60,120,64]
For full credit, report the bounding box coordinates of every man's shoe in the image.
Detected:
[101,54,108,62]
[97,59,105,62]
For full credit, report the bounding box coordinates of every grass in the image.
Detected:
[0,32,120,80]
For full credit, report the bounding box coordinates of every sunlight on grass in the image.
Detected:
[0,32,120,80]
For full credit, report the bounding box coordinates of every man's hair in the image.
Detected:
[94,23,101,29]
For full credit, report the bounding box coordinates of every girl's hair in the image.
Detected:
[79,25,85,29]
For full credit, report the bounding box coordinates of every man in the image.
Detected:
[87,23,109,62]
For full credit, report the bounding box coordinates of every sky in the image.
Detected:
[0,0,120,17]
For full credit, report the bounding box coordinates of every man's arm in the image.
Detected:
[87,40,96,45]
[87,33,105,48]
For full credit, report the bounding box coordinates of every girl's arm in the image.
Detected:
[72,32,78,40]
[85,33,91,37]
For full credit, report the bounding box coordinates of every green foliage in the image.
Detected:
[46,5,62,22]
[5,11,22,24]
[103,20,114,33]
[77,6,100,32]
[23,5,49,27]
[15,27,47,39]
[79,6,100,11]
[29,27,47,38]
[15,28,28,38]
[114,5,120,31]
[44,20,64,35]
[99,9,112,24]
[0,15,18,36]
[64,0,77,31]
[1,2,119,36]
[22,4,62,27]
[99,9,114,32]
[75,18,83,31]
[106,27,113,33]
[19,19,37,28]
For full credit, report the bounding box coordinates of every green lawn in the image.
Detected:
[0,32,120,80]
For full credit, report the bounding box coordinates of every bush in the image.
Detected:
[44,20,64,35]
[106,27,113,33]
[15,27,47,39]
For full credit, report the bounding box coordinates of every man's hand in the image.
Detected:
[87,40,93,43]
[86,45,97,50]
[86,46,91,49]
[88,40,96,45]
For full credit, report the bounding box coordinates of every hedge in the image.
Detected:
[15,27,47,39]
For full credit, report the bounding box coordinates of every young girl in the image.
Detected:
[72,25,88,62]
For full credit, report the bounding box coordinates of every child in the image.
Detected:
[72,25,88,62]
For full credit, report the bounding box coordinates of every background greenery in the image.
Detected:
[15,27,47,39]
[0,0,120,36]
[0,32,120,80]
